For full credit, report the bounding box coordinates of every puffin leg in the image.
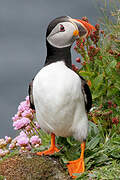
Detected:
[67,141,86,179]
[37,133,60,155]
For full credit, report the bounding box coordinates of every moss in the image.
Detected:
[0,175,4,180]
[0,153,71,180]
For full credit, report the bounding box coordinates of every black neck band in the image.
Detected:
[45,41,72,69]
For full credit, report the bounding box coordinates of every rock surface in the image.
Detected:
[0,153,71,180]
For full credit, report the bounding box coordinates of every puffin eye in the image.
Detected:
[60,24,65,32]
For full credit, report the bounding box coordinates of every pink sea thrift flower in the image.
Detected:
[26,144,32,151]
[25,125,31,131]
[30,135,41,145]
[0,149,6,157]
[12,113,20,121]
[0,149,3,154]
[25,96,30,104]
[17,136,29,146]
[16,131,27,139]
[5,136,12,144]
[0,139,7,148]
[16,131,29,147]
[13,117,30,130]
[22,109,33,118]
[34,144,40,148]
[9,143,16,150]
[18,101,30,113]
[4,149,10,155]
[34,121,40,129]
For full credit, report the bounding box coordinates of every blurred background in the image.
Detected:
[0,0,101,137]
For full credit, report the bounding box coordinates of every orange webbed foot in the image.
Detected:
[37,146,60,156]
[67,141,86,179]
[37,133,60,156]
[67,158,85,179]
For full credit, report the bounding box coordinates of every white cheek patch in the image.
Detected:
[47,22,77,48]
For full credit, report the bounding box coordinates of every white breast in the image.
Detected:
[33,61,88,142]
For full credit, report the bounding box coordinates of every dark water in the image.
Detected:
[0,0,101,138]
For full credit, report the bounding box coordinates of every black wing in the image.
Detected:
[79,76,92,113]
[28,80,35,110]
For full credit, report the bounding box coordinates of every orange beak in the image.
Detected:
[73,19,96,37]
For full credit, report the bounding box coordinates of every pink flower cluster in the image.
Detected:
[0,96,42,158]
[13,117,30,130]
[30,135,41,146]
[11,96,41,151]
[0,136,12,158]
[11,131,42,152]
[16,131,29,147]
[0,96,42,157]
[12,96,34,130]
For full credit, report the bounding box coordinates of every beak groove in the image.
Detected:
[72,18,96,38]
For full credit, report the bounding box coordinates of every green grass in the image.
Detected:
[76,161,120,179]
[55,121,120,179]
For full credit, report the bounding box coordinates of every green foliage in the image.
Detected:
[0,176,4,180]
[78,29,120,107]
[76,161,120,180]
[56,121,120,179]
[74,8,120,131]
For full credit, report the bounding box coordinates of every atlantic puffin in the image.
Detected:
[29,16,95,178]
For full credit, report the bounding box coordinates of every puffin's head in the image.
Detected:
[46,16,96,48]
